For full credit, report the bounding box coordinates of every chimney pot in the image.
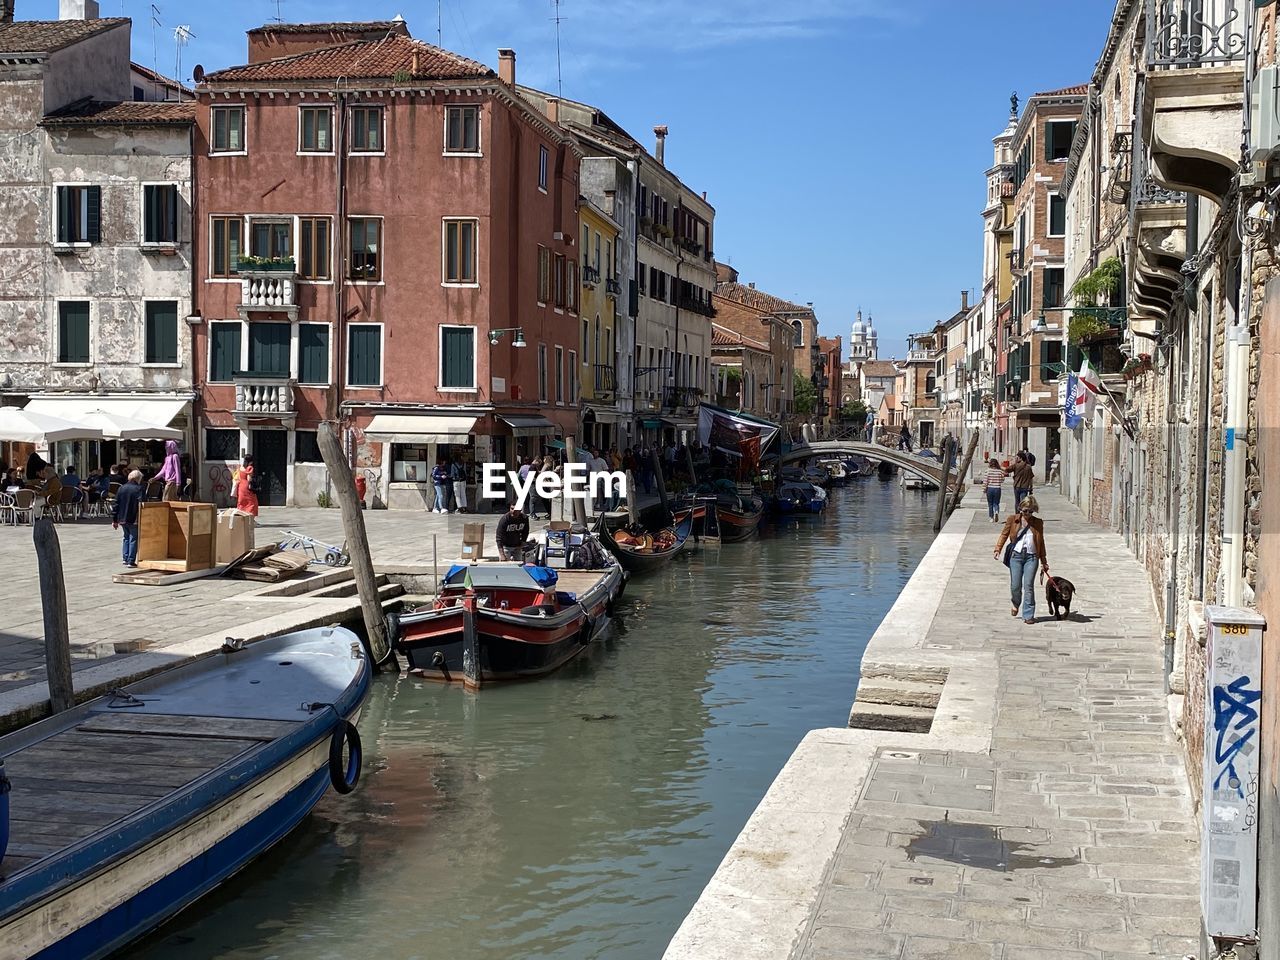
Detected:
[0,0,13,24]
[59,0,98,18]
[748,282,755,289]
[653,124,668,165]
[546,97,559,123]
[498,48,516,86]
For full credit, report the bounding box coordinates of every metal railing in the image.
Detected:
[234,374,295,416]
[663,386,701,409]
[605,278,622,296]
[582,264,600,285]
[1146,0,1247,69]
[593,364,616,393]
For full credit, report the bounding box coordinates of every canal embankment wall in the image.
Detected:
[662,488,1000,960]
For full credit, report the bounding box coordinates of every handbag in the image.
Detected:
[1001,541,1013,567]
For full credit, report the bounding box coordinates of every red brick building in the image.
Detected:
[192,22,582,508]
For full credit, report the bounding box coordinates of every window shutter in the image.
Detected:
[86,186,101,242]
[299,324,329,384]
[166,185,177,242]
[250,322,290,375]
[56,186,70,243]
[211,323,242,381]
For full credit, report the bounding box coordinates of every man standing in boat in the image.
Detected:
[496,501,531,561]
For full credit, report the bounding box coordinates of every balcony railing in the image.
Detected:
[1134,173,1187,205]
[663,386,701,410]
[582,264,600,286]
[234,373,295,418]
[677,236,702,256]
[606,278,622,296]
[906,349,937,361]
[239,270,298,314]
[676,295,715,318]
[593,364,616,394]
[1147,0,1247,69]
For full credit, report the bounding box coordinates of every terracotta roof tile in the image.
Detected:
[1033,83,1088,97]
[205,33,493,84]
[0,18,128,54]
[715,281,813,318]
[711,322,767,352]
[247,20,406,34]
[42,99,196,126]
[860,360,898,378]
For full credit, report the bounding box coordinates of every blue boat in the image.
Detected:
[0,626,371,960]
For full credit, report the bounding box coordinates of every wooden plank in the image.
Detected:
[76,713,300,741]
[111,565,224,586]
[5,756,198,789]
[26,730,251,766]
[9,817,108,841]
[0,852,43,876]
[5,786,154,816]
[8,776,173,799]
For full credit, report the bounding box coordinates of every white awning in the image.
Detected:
[365,414,478,444]
[583,407,624,424]
[26,394,190,430]
[498,414,557,437]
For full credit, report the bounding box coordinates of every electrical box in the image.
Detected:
[1250,65,1280,166]
[1200,605,1266,940]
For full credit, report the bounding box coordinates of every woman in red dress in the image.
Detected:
[233,454,260,517]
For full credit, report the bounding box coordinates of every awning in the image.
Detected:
[660,417,697,431]
[641,419,662,429]
[365,414,478,444]
[582,407,624,424]
[26,394,189,430]
[499,414,556,438]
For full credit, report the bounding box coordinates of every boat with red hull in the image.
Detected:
[386,561,625,689]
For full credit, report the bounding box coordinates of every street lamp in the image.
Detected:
[489,327,526,347]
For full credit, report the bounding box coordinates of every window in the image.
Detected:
[554,253,566,308]
[440,325,476,390]
[1045,120,1077,162]
[351,106,383,153]
[594,232,601,272]
[538,344,548,402]
[349,218,381,281]
[582,224,589,257]
[143,184,178,244]
[145,301,178,364]
[637,260,646,294]
[347,324,382,386]
[444,105,479,153]
[295,430,322,463]
[299,217,331,280]
[211,106,244,153]
[1043,267,1065,308]
[537,245,551,303]
[249,220,292,260]
[211,216,242,277]
[249,322,290,375]
[55,185,100,244]
[555,346,564,403]
[538,144,549,191]
[569,350,578,403]
[1039,340,1064,382]
[582,318,590,363]
[443,218,478,284]
[209,321,241,382]
[567,260,577,313]
[298,323,330,384]
[299,106,333,152]
[205,428,240,461]
[57,301,89,363]
[1048,194,1066,237]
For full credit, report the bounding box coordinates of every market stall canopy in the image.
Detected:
[0,406,104,443]
[499,414,556,437]
[365,414,478,445]
[25,395,189,431]
[75,409,183,440]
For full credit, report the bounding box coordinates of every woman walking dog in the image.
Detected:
[994,495,1049,623]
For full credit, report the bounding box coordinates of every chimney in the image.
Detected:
[546,98,559,123]
[60,0,98,18]
[498,48,516,86]
[653,124,668,165]
[0,0,13,24]
[961,290,969,311]
[748,282,755,290]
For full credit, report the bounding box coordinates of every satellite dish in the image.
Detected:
[193,64,205,82]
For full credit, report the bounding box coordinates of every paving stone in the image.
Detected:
[901,936,1000,960]
[801,928,901,960]
[974,921,1083,948]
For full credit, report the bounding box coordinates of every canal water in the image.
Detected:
[129,479,938,960]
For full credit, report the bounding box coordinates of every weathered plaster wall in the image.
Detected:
[42,25,131,114]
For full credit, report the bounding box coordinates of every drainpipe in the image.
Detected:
[331,84,347,445]
[1222,319,1251,607]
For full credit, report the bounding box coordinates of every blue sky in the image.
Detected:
[34,0,1116,357]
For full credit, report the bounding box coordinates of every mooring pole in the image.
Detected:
[33,518,74,713]
[318,422,390,668]
[564,436,589,526]
[949,431,981,514]
[933,436,954,533]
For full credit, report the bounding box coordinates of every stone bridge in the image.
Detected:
[781,441,961,489]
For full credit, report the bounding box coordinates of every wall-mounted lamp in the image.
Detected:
[489,327,526,347]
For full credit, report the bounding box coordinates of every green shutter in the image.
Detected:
[441,327,473,388]
[146,301,178,364]
[166,184,177,241]
[58,302,89,363]
[85,185,101,242]
[348,325,380,386]
[298,323,329,384]
[210,322,241,381]
[249,322,290,375]
[57,185,71,242]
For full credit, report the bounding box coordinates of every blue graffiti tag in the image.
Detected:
[1212,675,1261,797]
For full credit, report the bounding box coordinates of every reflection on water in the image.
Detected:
[128,481,938,960]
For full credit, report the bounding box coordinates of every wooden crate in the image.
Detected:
[137,502,215,572]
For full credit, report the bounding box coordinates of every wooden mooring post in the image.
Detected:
[33,518,74,713]
[564,436,589,527]
[932,436,954,533]
[949,432,981,515]
[317,422,390,668]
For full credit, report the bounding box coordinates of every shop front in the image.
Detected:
[363,412,480,511]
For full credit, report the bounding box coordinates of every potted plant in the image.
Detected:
[237,255,296,272]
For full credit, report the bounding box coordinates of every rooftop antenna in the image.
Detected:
[271,0,285,23]
[150,4,161,78]
[551,0,564,97]
[437,0,442,46]
[173,24,195,95]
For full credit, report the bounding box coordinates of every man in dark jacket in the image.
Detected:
[1009,455,1036,512]
[495,503,530,561]
[112,469,145,567]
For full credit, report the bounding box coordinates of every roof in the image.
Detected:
[1033,84,1088,98]
[715,281,813,317]
[42,99,195,126]
[205,32,493,84]
[131,61,191,95]
[711,322,768,352]
[817,336,841,353]
[247,20,406,34]
[861,361,898,378]
[881,394,899,410]
[0,18,128,55]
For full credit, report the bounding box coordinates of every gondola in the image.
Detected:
[599,510,694,573]
[715,492,765,541]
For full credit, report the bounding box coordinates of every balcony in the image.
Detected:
[593,364,616,395]
[233,373,296,422]
[238,268,299,321]
[605,278,622,297]
[676,294,715,318]
[1130,136,1188,329]
[906,349,936,362]
[1140,0,1246,202]
[582,264,600,286]
[663,386,701,411]
[676,235,702,257]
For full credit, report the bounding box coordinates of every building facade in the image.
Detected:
[576,197,622,450]
[709,291,794,420]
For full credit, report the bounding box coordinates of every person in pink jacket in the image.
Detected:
[159,439,183,501]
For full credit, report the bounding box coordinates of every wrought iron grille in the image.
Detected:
[1133,173,1186,205]
[1146,0,1246,68]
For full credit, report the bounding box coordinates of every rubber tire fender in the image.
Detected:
[328,720,362,795]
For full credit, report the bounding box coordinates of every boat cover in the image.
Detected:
[443,563,559,589]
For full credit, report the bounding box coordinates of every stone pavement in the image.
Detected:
[664,489,1201,960]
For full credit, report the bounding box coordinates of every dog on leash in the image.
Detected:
[1044,576,1076,620]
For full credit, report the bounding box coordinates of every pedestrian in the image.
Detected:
[495,501,530,561]
[1018,446,1037,468]
[898,424,912,452]
[112,469,145,567]
[1009,454,1035,511]
[158,439,182,500]
[994,494,1050,624]
[232,454,260,517]
[431,461,450,513]
[1048,451,1061,483]
[354,472,368,508]
[983,457,1005,523]
[451,456,469,514]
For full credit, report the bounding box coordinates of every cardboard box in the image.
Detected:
[137,502,215,572]
[461,522,485,560]
[215,508,256,564]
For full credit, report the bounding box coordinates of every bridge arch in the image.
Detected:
[780,441,957,488]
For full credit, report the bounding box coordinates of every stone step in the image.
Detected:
[848,701,936,734]
[854,677,943,709]
[859,660,949,683]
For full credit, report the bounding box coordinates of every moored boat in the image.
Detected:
[777,480,827,513]
[714,492,765,541]
[387,557,625,688]
[0,627,370,960]
[601,511,694,573]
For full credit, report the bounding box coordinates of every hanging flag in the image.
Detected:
[1063,374,1083,430]
[1078,356,1101,420]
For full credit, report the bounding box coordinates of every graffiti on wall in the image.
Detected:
[1212,674,1261,798]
